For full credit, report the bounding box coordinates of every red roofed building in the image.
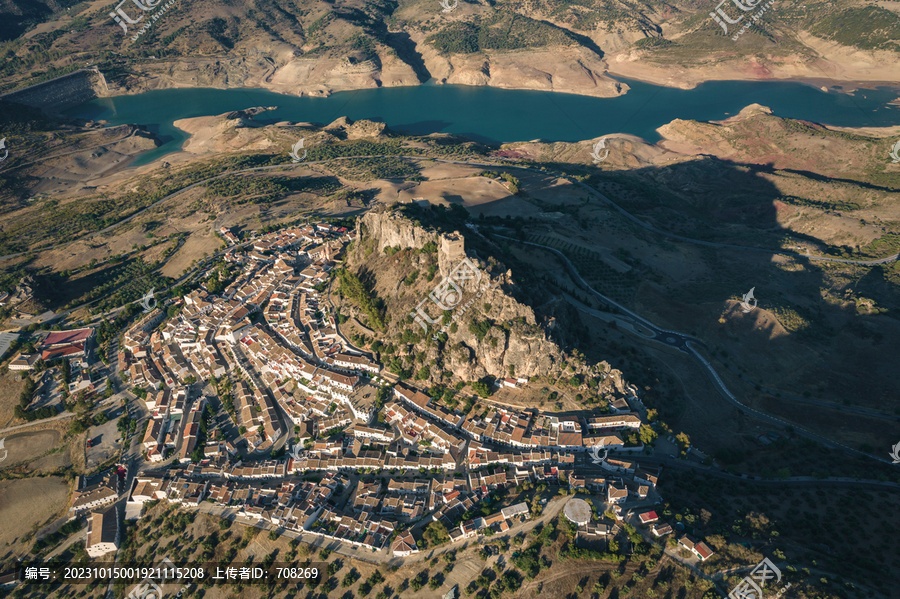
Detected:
[693,541,714,561]
[42,328,93,347]
[42,343,86,361]
[39,328,93,362]
[638,511,659,525]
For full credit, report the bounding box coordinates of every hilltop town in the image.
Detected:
[44,219,712,574]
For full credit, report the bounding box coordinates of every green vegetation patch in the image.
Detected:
[204,174,341,203]
[427,12,575,54]
[776,195,860,212]
[0,153,285,255]
[809,7,900,52]
[324,156,422,182]
[858,232,900,260]
[71,256,171,312]
[337,267,387,330]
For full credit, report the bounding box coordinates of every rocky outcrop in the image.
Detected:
[348,210,633,394]
[173,107,283,154]
[112,53,421,98]
[354,211,578,382]
[171,112,391,155]
[323,117,388,140]
[358,210,441,255]
[417,43,628,98]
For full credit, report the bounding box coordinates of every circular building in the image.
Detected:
[563,498,592,526]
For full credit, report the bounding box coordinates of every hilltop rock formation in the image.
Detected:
[350,210,629,395]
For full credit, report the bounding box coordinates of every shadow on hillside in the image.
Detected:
[398,155,900,442]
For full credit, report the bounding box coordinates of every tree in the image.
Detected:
[638,424,657,445]
[468,319,492,341]
[471,380,492,398]
[410,570,429,592]
[422,521,450,548]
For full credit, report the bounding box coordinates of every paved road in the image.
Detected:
[0,126,138,174]
[2,151,889,457]
[441,157,899,266]
[0,409,74,435]
[712,356,900,422]
[194,491,570,568]
[495,234,697,353]
[684,342,893,465]
[620,511,726,594]
[0,164,291,262]
[495,234,895,467]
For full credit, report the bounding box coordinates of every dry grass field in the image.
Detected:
[0,371,28,429]
[0,476,70,559]
[0,429,66,472]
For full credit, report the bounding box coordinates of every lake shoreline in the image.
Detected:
[605,70,900,97]
[90,71,900,104]
[67,80,900,167]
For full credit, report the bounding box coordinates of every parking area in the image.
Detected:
[85,405,126,469]
[29,367,64,411]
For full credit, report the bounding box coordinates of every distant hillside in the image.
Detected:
[1,0,898,97]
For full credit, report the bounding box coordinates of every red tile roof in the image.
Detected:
[42,343,85,360]
[42,328,92,347]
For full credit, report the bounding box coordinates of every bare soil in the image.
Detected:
[0,476,70,559]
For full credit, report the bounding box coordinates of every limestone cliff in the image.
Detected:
[116,53,421,98]
[348,210,629,395]
[416,42,627,98]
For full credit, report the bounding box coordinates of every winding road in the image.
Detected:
[492,233,894,466]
